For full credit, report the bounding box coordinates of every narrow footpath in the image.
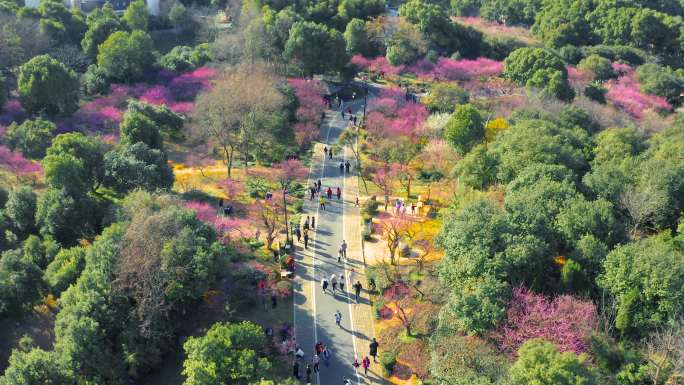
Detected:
[293,98,382,385]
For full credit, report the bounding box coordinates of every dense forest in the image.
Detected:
[0,0,683,383]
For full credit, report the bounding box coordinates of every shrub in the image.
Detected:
[293,200,304,213]
[584,82,607,104]
[380,351,398,375]
[503,47,566,85]
[82,65,111,96]
[578,54,614,81]
[423,83,469,113]
[159,44,212,72]
[18,54,79,117]
[5,118,56,159]
[635,63,684,105]
[361,197,379,218]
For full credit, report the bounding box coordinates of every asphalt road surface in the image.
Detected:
[294,97,381,385]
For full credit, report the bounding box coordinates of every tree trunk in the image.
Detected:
[282,185,290,243]
[405,176,412,199]
[223,145,234,179]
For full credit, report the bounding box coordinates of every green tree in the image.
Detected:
[5,117,55,159]
[480,0,540,26]
[81,3,122,57]
[125,100,184,141]
[455,143,498,189]
[555,197,622,247]
[509,339,598,385]
[43,132,108,194]
[599,234,684,335]
[97,30,154,82]
[182,321,271,385]
[531,0,596,48]
[344,18,370,55]
[489,119,589,183]
[577,54,614,81]
[36,0,87,45]
[431,332,509,385]
[0,74,6,111]
[526,69,575,102]
[17,54,79,116]
[503,47,566,85]
[338,0,385,21]
[44,245,86,295]
[21,234,59,269]
[119,106,164,150]
[451,0,481,17]
[438,275,510,335]
[81,64,110,95]
[103,142,174,193]
[36,188,100,246]
[0,249,44,315]
[635,63,684,105]
[122,0,148,30]
[400,0,483,57]
[444,104,484,155]
[423,82,469,113]
[0,347,73,385]
[284,21,348,75]
[5,185,37,237]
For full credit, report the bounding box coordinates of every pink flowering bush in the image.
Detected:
[605,73,671,119]
[366,87,428,141]
[140,85,174,105]
[492,287,598,357]
[567,66,593,85]
[289,78,325,147]
[184,200,250,240]
[351,55,405,76]
[412,57,503,81]
[0,145,42,176]
[169,66,217,101]
[0,99,27,125]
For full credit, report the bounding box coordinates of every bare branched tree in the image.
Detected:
[193,65,284,178]
[645,319,684,385]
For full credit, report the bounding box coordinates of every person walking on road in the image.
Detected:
[353,281,362,302]
[319,196,326,210]
[293,360,300,379]
[306,364,312,383]
[340,240,347,258]
[335,310,342,327]
[369,338,379,362]
[338,247,343,262]
[329,149,333,160]
[317,179,322,192]
[339,274,345,291]
[321,276,329,293]
[339,162,344,174]
[312,354,320,373]
[331,274,338,293]
[345,160,351,173]
[311,216,315,229]
[304,216,310,230]
[326,187,332,200]
[303,228,309,249]
[295,226,301,242]
[310,186,315,200]
[336,187,341,200]
[362,356,371,375]
[322,346,331,366]
[352,357,360,371]
[324,146,328,157]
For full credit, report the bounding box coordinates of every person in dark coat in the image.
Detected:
[293,361,300,378]
[369,338,379,362]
